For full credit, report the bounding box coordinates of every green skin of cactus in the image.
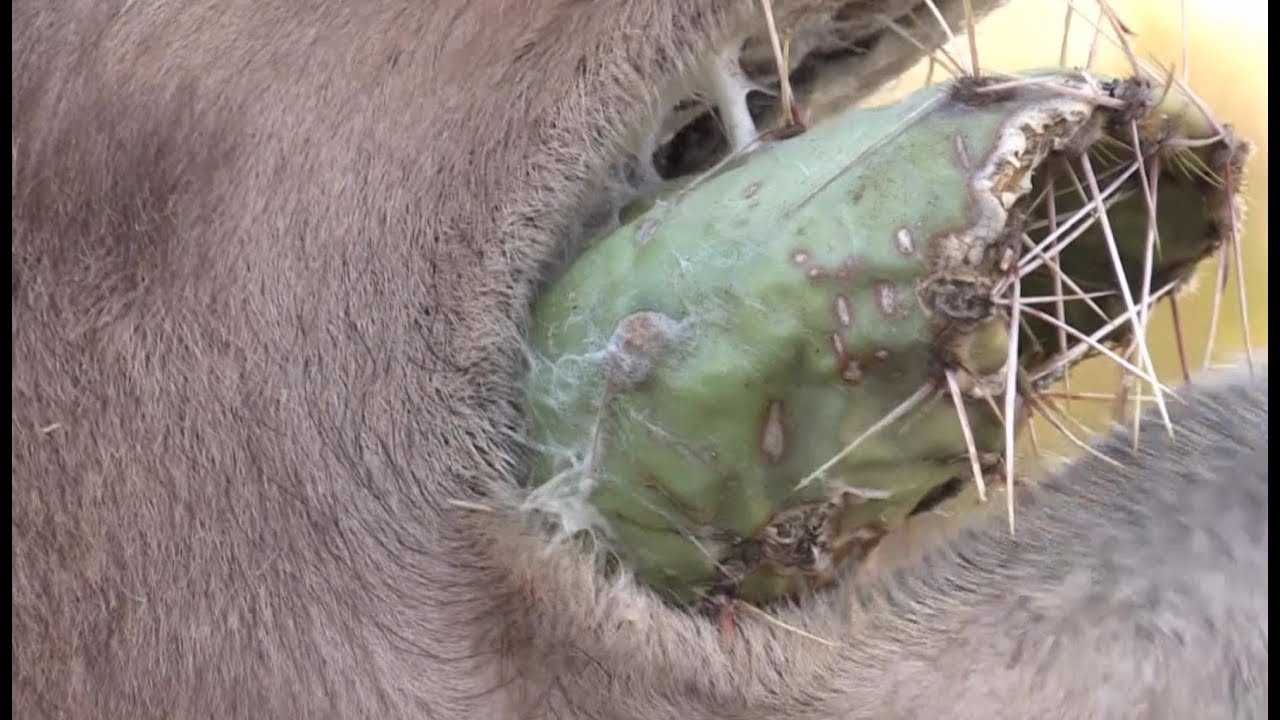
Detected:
[524,75,1234,606]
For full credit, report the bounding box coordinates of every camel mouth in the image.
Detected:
[567,0,1009,256]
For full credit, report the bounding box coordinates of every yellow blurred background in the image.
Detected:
[874,0,1268,459]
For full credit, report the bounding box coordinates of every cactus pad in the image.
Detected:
[522,71,1248,608]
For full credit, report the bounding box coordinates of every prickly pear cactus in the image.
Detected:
[522,70,1247,608]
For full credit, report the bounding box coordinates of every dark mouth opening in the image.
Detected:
[653,34,888,181]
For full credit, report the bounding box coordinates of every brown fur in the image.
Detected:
[12,2,1267,718]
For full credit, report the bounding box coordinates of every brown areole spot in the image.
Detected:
[833,294,852,328]
[830,331,846,358]
[758,399,787,464]
[603,310,682,390]
[840,358,864,384]
[953,133,972,170]
[894,227,916,256]
[874,281,909,319]
[829,331,865,385]
[793,255,869,284]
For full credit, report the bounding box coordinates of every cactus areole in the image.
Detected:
[521,71,1248,608]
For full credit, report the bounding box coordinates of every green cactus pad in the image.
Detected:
[522,71,1248,608]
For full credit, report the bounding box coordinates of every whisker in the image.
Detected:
[734,600,840,647]
[1077,153,1173,435]
[1025,389,1125,469]
[1030,279,1179,387]
[961,0,981,76]
[945,369,988,502]
[1168,293,1192,383]
[757,0,796,132]
[1058,3,1074,68]
[1222,159,1256,376]
[874,13,967,78]
[1201,237,1230,367]
[921,0,957,43]
[1020,305,1167,393]
[1002,270,1022,535]
[796,383,937,490]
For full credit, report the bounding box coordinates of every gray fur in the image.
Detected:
[12,1,1266,718]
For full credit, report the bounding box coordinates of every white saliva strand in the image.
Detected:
[542,350,608,401]
[521,450,613,550]
[704,41,759,154]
